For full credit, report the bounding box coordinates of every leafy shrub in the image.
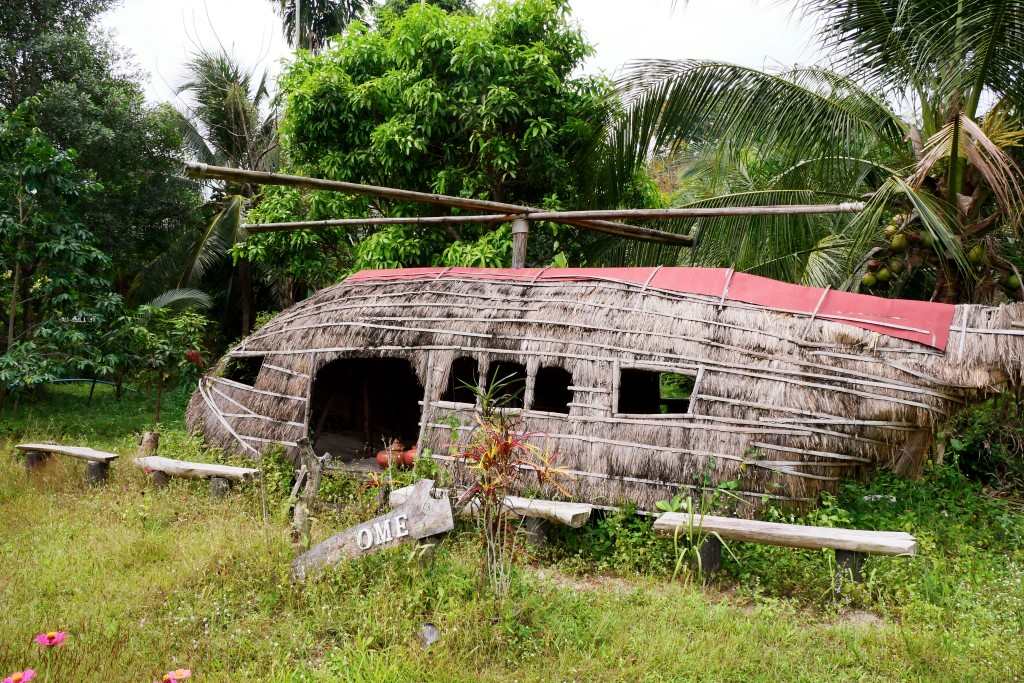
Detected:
[545,506,676,576]
[942,390,1024,490]
[730,464,1024,614]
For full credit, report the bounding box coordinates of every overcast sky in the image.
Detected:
[99,0,822,107]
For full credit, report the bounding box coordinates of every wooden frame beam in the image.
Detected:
[241,200,865,234]
[185,162,693,246]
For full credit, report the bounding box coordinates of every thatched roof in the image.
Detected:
[187,267,1024,514]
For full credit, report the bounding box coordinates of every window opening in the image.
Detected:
[223,356,263,385]
[309,357,423,460]
[532,366,572,414]
[440,356,480,404]
[488,361,527,409]
[617,368,695,414]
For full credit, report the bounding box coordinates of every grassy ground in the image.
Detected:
[1,384,1022,682]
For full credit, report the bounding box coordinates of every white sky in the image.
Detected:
[99,0,822,106]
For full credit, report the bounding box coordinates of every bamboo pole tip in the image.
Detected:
[183,161,209,177]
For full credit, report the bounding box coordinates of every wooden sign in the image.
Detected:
[291,479,454,581]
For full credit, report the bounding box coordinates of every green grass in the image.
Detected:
[1,384,1023,681]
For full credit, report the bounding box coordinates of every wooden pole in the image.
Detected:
[511,218,529,268]
[244,214,518,232]
[184,162,691,246]
[521,204,865,220]
[241,206,866,238]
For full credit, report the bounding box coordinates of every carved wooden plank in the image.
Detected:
[389,485,592,528]
[291,479,453,581]
[133,456,259,482]
[16,443,118,463]
[653,513,917,556]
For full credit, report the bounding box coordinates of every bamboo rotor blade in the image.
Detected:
[184,162,692,246]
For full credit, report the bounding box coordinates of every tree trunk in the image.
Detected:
[6,238,22,351]
[237,257,255,335]
[154,375,163,423]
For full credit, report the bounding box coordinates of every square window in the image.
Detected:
[617,368,695,414]
[533,366,572,414]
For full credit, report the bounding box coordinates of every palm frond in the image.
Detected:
[803,0,1024,114]
[592,189,848,284]
[148,288,213,310]
[272,0,371,51]
[910,112,1024,228]
[179,195,244,287]
[845,175,969,283]
[169,109,218,165]
[615,60,906,181]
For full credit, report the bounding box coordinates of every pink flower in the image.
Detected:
[161,669,191,682]
[33,631,67,647]
[3,670,37,683]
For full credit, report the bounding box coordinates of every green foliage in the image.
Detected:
[258,445,299,519]
[245,0,643,279]
[731,466,1024,617]
[1,1,201,303]
[0,342,59,401]
[124,306,208,418]
[0,0,211,401]
[942,390,1024,489]
[546,506,677,576]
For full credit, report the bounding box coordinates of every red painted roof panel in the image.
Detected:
[346,267,956,351]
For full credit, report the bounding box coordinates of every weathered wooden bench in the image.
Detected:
[654,512,917,579]
[133,456,260,497]
[15,443,119,484]
[389,484,593,528]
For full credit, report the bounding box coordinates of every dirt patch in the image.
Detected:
[530,566,636,594]
[837,609,886,627]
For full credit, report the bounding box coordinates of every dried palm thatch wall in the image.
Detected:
[186,268,1024,514]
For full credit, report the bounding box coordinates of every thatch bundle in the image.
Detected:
[187,267,1024,514]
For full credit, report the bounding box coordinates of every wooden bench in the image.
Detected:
[654,512,917,580]
[389,484,593,528]
[133,456,260,497]
[16,443,119,484]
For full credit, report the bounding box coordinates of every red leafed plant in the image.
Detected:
[454,372,566,596]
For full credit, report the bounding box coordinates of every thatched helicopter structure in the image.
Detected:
[187,263,1024,513]
[182,163,1024,513]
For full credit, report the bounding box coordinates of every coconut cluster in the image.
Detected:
[861,213,1022,295]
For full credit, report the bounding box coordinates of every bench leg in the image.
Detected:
[86,461,110,485]
[835,549,865,582]
[151,471,170,489]
[698,535,722,575]
[519,517,549,545]
[209,476,231,498]
[24,451,48,472]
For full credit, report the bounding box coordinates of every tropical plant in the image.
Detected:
[175,48,279,334]
[455,371,565,597]
[270,0,373,51]
[614,0,1024,304]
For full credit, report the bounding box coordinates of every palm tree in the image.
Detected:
[613,0,1024,304]
[175,48,278,334]
[270,0,372,52]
